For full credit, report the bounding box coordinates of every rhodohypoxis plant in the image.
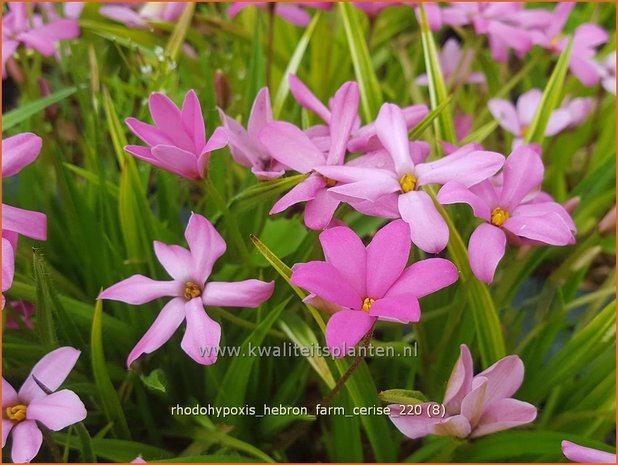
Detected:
[99,213,274,366]
[100,2,187,28]
[561,440,616,463]
[218,87,286,180]
[2,347,87,463]
[125,90,227,180]
[316,103,505,253]
[390,344,537,439]
[1,2,80,77]
[290,220,458,355]
[416,38,485,88]
[228,2,332,27]
[438,146,576,283]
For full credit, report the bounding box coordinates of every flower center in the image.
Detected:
[549,34,564,48]
[5,404,27,423]
[520,124,529,138]
[400,173,417,193]
[362,297,375,312]
[491,207,510,227]
[324,177,337,188]
[184,281,202,300]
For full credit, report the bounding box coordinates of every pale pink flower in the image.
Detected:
[125,90,227,180]
[99,213,274,366]
[598,51,616,95]
[562,441,616,463]
[390,344,537,439]
[228,2,332,27]
[2,347,87,463]
[2,238,15,310]
[353,2,401,19]
[416,38,485,87]
[291,220,458,355]
[100,2,187,28]
[562,96,594,128]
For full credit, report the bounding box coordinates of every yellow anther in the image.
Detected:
[184,281,202,300]
[400,173,417,193]
[520,125,529,138]
[6,404,27,423]
[362,297,375,312]
[491,207,511,227]
[324,177,337,188]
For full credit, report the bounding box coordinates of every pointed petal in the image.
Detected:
[125,118,172,147]
[291,261,362,310]
[18,347,81,403]
[438,182,491,221]
[11,420,43,463]
[386,258,459,299]
[259,122,325,173]
[318,166,400,202]
[98,275,180,305]
[181,298,221,365]
[275,4,312,26]
[461,377,489,426]
[247,87,273,140]
[474,354,524,405]
[180,90,206,151]
[513,202,576,232]
[185,213,227,284]
[151,145,200,179]
[304,189,341,230]
[499,145,544,210]
[375,103,415,175]
[545,108,571,136]
[443,344,474,415]
[488,99,521,135]
[325,310,375,357]
[398,191,449,254]
[203,126,228,154]
[2,204,47,241]
[416,150,504,188]
[368,294,420,323]
[468,224,506,283]
[471,398,537,438]
[327,82,360,164]
[153,242,192,282]
[127,297,186,367]
[270,175,324,214]
[27,390,86,431]
[202,280,274,308]
[2,133,42,177]
[148,93,195,152]
[366,220,411,298]
[288,74,331,123]
[503,213,575,245]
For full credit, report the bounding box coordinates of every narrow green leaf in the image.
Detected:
[339,2,383,121]
[379,389,426,405]
[164,3,195,62]
[408,95,453,141]
[91,299,132,439]
[3,87,76,130]
[230,174,308,213]
[33,250,59,348]
[74,422,96,463]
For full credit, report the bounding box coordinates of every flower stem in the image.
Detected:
[266,3,276,89]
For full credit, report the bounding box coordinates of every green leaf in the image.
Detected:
[524,38,573,144]
[33,250,59,348]
[252,218,308,266]
[418,4,456,145]
[3,87,76,130]
[378,389,426,405]
[230,174,308,213]
[55,434,172,462]
[164,3,196,62]
[339,3,383,121]
[91,299,132,439]
[141,368,169,394]
[408,95,453,141]
[74,422,96,463]
[272,13,321,118]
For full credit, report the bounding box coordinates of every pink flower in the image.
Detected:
[562,440,616,463]
[98,213,274,366]
[2,347,87,463]
[316,103,505,253]
[218,87,286,180]
[290,220,458,355]
[6,301,35,330]
[228,2,331,27]
[562,96,594,128]
[100,2,187,29]
[416,38,485,87]
[2,238,15,309]
[353,2,401,19]
[2,133,47,242]
[259,81,360,230]
[438,146,576,283]
[488,90,571,148]
[599,51,616,95]
[131,456,147,463]
[531,3,608,87]
[390,344,537,439]
[125,90,227,180]
[2,2,80,77]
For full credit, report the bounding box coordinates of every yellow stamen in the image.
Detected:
[6,404,27,423]
[324,177,337,188]
[549,34,563,48]
[520,125,529,138]
[184,281,202,300]
[362,297,375,312]
[400,173,417,193]
[491,207,510,227]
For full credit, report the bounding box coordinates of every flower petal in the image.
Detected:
[2,133,42,177]
[304,189,341,230]
[291,261,362,310]
[10,420,43,464]
[468,224,506,283]
[461,377,489,427]
[202,280,274,308]
[366,220,411,298]
[545,108,571,136]
[320,166,400,202]
[181,89,206,152]
[473,354,524,405]
[180,298,221,365]
[438,182,491,221]
[443,344,474,415]
[503,213,575,245]
[416,150,505,188]
[561,441,616,464]
[153,242,192,281]
[18,347,81,403]
[127,297,186,367]
[325,310,375,357]
[185,213,227,284]
[398,191,449,254]
[2,204,47,241]
[125,118,172,147]
[27,390,86,431]
[148,93,195,152]
[515,89,542,126]
[387,258,459,299]
[513,201,576,232]
[151,145,200,180]
[375,103,415,175]
[259,121,325,173]
[3,378,18,407]
[247,87,273,140]
[488,99,520,135]
[270,174,325,214]
[327,81,360,165]
[499,145,544,210]
[2,420,13,448]
[288,74,331,123]
[98,275,180,305]
[3,238,15,296]
[368,294,420,323]
[471,398,537,438]
[389,403,445,439]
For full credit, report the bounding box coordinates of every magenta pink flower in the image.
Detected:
[100,2,187,28]
[2,347,87,463]
[2,133,47,242]
[218,87,286,180]
[416,38,485,87]
[316,103,505,253]
[562,440,616,463]
[599,51,616,94]
[99,213,274,366]
[353,2,401,19]
[125,90,227,180]
[228,2,331,27]
[438,146,576,283]
[563,96,594,128]
[2,238,14,309]
[259,81,360,230]
[290,220,458,355]
[390,344,537,439]
[6,300,35,330]
[489,90,571,148]
[2,2,80,77]
[531,3,608,87]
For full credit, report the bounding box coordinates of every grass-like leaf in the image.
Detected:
[3,87,76,130]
